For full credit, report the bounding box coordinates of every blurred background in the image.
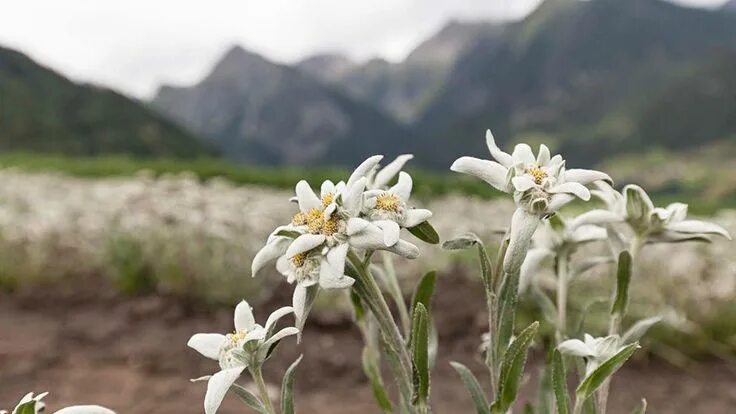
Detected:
[0,0,735,412]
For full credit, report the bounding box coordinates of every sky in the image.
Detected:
[0,0,729,99]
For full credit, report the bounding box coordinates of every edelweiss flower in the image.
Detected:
[187,301,297,414]
[451,130,610,273]
[1,392,114,414]
[585,183,732,244]
[520,215,609,292]
[251,156,421,328]
[558,334,625,376]
[364,171,433,245]
[451,130,611,216]
[365,154,415,190]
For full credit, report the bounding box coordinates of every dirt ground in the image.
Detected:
[1,273,735,414]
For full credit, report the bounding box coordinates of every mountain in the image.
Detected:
[296,53,355,83]
[0,45,213,158]
[723,0,736,11]
[299,20,503,123]
[152,46,413,166]
[415,0,736,168]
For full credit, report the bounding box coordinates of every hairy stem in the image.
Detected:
[383,252,411,336]
[556,252,570,343]
[250,366,276,414]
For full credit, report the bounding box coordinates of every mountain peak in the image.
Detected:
[206,45,273,82]
[405,19,500,65]
[297,53,354,82]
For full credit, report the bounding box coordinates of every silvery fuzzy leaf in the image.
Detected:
[372,154,413,190]
[622,316,662,343]
[569,210,622,230]
[230,383,268,414]
[666,220,732,240]
[486,129,514,168]
[442,233,482,250]
[450,156,510,193]
[280,355,303,414]
[450,361,491,414]
[575,343,639,402]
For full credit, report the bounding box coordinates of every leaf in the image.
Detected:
[450,361,490,414]
[275,229,301,239]
[631,398,647,414]
[576,343,640,402]
[411,271,437,315]
[349,288,366,321]
[622,316,662,344]
[280,355,303,414]
[492,321,540,413]
[551,350,570,414]
[408,221,440,244]
[410,303,430,405]
[495,268,521,360]
[611,251,632,316]
[362,348,394,413]
[15,402,37,414]
[230,384,268,414]
[442,233,481,250]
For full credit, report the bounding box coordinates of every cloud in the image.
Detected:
[0,0,727,99]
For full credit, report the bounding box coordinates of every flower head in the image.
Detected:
[187,301,297,414]
[558,334,625,376]
[451,130,611,216]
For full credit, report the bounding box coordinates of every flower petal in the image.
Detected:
[292,284,319,337]
[374,220,401,246]
[666,220,732,240]
[52,406,116,414]
[319,243,349,282]
[262,327,300,350]
[623,185,654,222]
[347,155,384,189]
[188,334,226,360]
[373,154,413,189]
[570,225,607,244]
[557,339,594,358]
[512,175,536,192]
[564,169,613,185]
[252,237,291,277]
[520,247,553,293]
[390,171,413,201]
[485,129,514,168]
[319,273,355,289]
[569,210,622,230]
[548,194,576,212]
[388,240,420,259]
[403,209,433,228]
[285,234,327,258]
[450,157,510,193]
[665,203,688,223]
[511,143,535,165]
[320,180,336,198]
[346,217,371,236]
[342,177,367,216]
[295,180,321,212]
[204,367,246,414]
[264,306,295,334]
[244,326,266,343]
[536,144,551,166]
[549,182,591,201]
[503,208,540,274]
[234,300,256,332]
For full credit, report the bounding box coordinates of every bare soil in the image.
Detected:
[1,273,735,413]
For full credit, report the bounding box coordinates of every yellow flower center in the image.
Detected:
[230,329,247,343]
[322,216,340,235]
[527,166,547,185]
[291,252,307,268]
[321,193,334,206]
[375,193,401,212]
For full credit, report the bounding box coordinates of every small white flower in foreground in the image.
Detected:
[187,301,297,414]
[558,334,625,376]
[585,182,732,244]
[451,130,610,274]
[1,392,114,414]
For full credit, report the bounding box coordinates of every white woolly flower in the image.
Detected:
[363,171,433,244]
[558,334,624,376]
[2,392,114,414]
[583,182,732,244]
[187,301,297,414]
[365,154,415,190]
[520,214,610,292]
[451,130,611,274]
[451,130,611,216]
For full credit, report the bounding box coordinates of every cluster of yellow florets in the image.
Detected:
[527,166,548,185]
[292,204,341,236]
[375,193,401,212]
[291,252,307,268]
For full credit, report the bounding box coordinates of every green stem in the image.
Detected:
[250,366,276,414]
[556,252,570,343]
[383,252,412,336]
[599,236,644,414]
[572,396,584,414]
[348,249,415,410]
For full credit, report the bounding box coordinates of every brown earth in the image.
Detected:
[1,272,735,414]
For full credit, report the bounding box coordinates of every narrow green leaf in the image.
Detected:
[495,268,521,360]
[477,242,493,293]
[611,251,632,316]
[15,401,37,414]
[442,233,480,250]
[411,271,437,314]
[410,303,431,405]
[408,221,440,244]
[450,361,490,414]
[493,321,539,413]
[280,355,303,414]
[362,348,394,413]
[275,229,301,238]
[576,343,640,402]
[230,384,268,414]
[552,350,570,414]
[349,288,366,321]
[631,398,647,414]
[622,316,662,344]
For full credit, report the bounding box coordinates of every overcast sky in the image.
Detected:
[0,0,728,99]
